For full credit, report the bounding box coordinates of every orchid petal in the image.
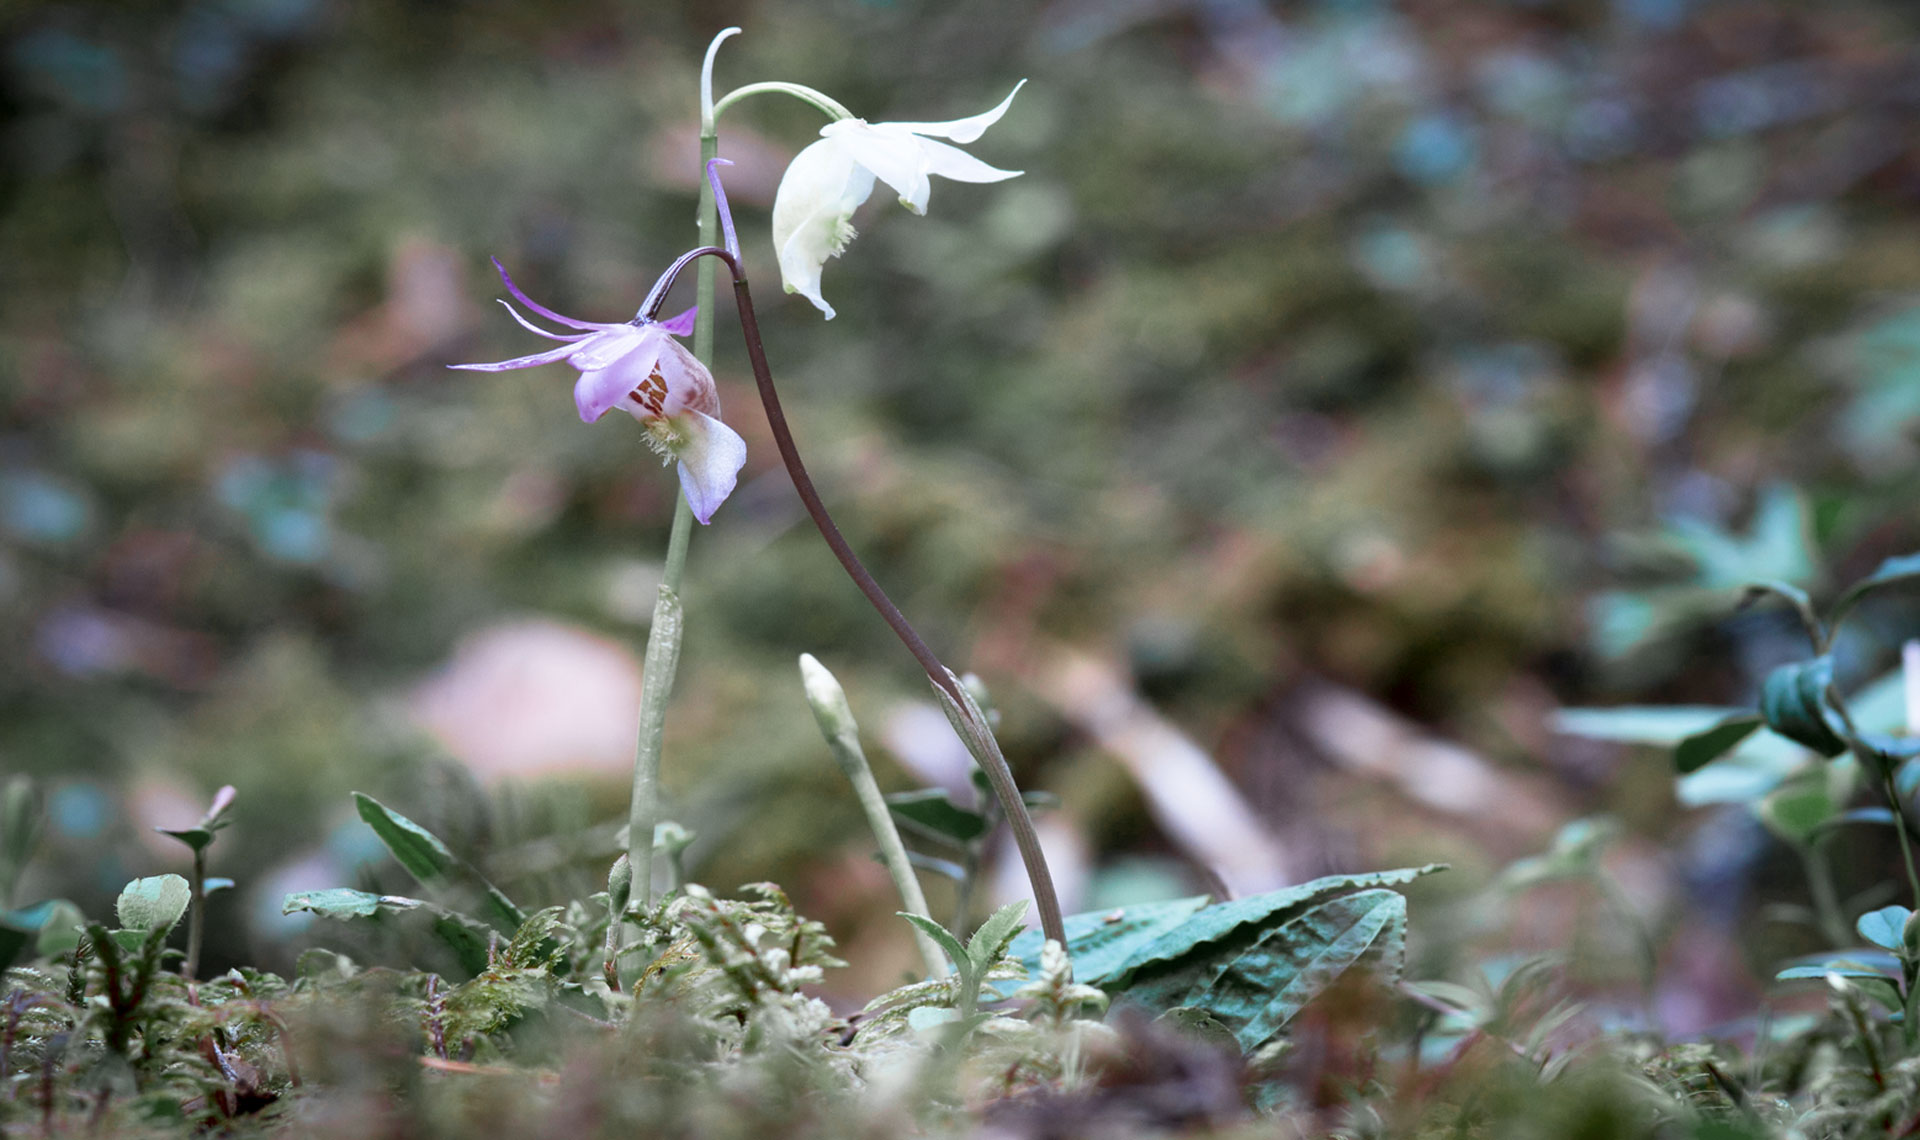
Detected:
[669,409,748,525]
[449,341,585,373]
[490,257,611,331]
[566,325,653,374]
[914,137,1022,184]
[656,306,698,338]
[826,126,933,215]
[571,335,659,424]
[883,80,1025,144]
[496,299,592,342]
[771,139,877,319]
[651,336,721,419]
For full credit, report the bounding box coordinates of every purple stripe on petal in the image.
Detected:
[490,257,608,331]
[657,306,698,337]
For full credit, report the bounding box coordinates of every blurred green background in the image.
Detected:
[5,0,1920,1003]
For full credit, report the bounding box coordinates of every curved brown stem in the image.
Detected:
[661,245,1067,948]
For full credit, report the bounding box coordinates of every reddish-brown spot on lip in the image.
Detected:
[630,367,668,416]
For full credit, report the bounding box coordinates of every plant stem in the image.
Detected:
[621,128,721,920]
[799,654,949,978]
[183,846,205,981]
[710,249,1066,948]
[630,217,1069,948]
[1882,769,1920,912]
[1799,840,1850,948]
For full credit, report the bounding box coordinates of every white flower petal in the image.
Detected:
[915,137,1022,184]
[885,80,1026,144]
[827,127,934,215]
[670,409,748,525]
[771,139,877,319]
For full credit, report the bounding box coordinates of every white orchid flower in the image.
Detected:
[770,81,1026,319]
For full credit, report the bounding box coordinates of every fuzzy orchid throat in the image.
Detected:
[450,260,747,524]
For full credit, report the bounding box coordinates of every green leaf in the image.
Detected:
[1857,905,1913,954]
[1,898,82,969]
[115,874,191,933]
[283,888,493,976]
[1020,790,1062,814]
[1675,715,1764,773]
[352,792,524,932]
[884,789,988,844]
[1552,706,1753,746]
[1759,658,1848,757]
[1009,895,1212,986]
[1832,552,1920,626]
[898,912,969,978]
[966,900,1029,973]
[1219,890,1406,1051]
[1109,866,1443,992]
[1776,963,1897,982]
[156,827,215,852]
[353,792,457,883]
[1115,890,1409,1052]
[1757,772,1836,844]
[282,888,401,919]
[1740,580,1823,647]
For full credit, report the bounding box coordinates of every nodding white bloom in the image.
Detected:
[771,82,1025,319]
[451,260,747,525]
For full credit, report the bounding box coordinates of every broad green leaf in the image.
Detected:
[1008,895,1211,985]
[884,789,988,844]
[1552,706,1751,746]
[1216,890,1407,1051]
[1776,948,1900,981]
[1832,552,1920,626]
[1111,891,1408,1052]
[352,792,524,932]
[115,874,191,933]
[1760,658,1847,757]
[1675,733,1810,806]
[1675,715,1764,773]
[966,900,1030,973]
[1,898,82,968]
[283,888,492,976]
[899,912,969,977]
[1857,905,1913,953]
[1757,773,1835,844]
[283,888,405,919]
[1109,866,1442,991]
[353,792,457,883]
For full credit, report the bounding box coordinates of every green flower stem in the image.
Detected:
[636,239,1067,949]
[799,654,948,979]
[1798,840,1850,949]
[713,81,854,124]
[622,118,723,922]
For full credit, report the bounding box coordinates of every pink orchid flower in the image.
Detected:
[451,260,747,524]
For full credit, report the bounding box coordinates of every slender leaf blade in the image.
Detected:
[1675,715,1764,773]
[884,789,989,843]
